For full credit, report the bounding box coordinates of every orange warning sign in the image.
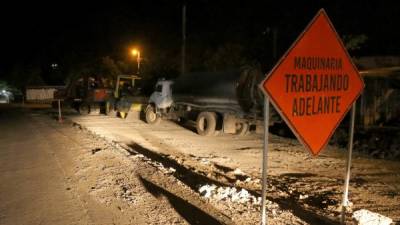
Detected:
[260,9,364,156]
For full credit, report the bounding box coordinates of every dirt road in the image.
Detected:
[0,107,235,224]
[1,105,399,224]
[68,111,400,224]
[0,106,310,225]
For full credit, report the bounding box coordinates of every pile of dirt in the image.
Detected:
[354,128,400,160]
[328,126,400,160]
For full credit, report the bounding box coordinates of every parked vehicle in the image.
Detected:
[59,74,141,115]
[107,75,146,118]
[145,67,267,136]
[26,86,65,103]
[0,94,9,103]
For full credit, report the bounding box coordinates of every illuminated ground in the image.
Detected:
[0,105,399,224]
[69,109,400,224]
[0,107,232,224]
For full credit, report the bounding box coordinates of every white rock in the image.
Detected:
[233,168,245,175]
[236,189,250,203]
[352,209,392,225]
[272,209,277,217]
[198,184,261,205]
[199,184,216,198]
[299,194,308,200]
[200,158,210,164]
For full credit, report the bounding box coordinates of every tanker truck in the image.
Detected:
[144,67,270,136]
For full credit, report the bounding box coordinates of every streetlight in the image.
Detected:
[131,48,141,74]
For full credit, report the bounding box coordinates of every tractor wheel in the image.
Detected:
[79,103,90,115]
[89,104,101,115]
[105,101,112,115]
[119,111,127,119]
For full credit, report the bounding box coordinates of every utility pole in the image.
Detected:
[181,3,186,75]
[272,28,278,61]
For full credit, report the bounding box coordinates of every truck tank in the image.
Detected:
[172,67,264,116]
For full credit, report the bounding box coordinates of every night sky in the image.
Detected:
[0,1,399,85]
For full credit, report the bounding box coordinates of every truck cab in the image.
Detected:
[145,79,174,124]
[149,79,173,109]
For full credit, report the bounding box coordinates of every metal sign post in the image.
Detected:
[58,99,63,123]
[259,9,364,156]
[261,97,270,225]
[259,9,364,225]
[341,103,356,224]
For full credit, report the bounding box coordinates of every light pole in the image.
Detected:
[131,48,141,74]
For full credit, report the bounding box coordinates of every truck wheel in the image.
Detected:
[196,112,217,136]
[89,104,100,115]
[119,111,127,119]
[145,105,161,124]
[236,122,249,136]
[79,103,90,115]
[105,102,115,116]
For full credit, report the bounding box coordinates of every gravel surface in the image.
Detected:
[68,109,400,224]
[1,105,399,224]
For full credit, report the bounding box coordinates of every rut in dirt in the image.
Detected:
[126,142,340,225]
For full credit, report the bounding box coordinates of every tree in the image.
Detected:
[343,34,368,51]
[203,43,248,71]
[6,62,45,90]
[99,56,122,78]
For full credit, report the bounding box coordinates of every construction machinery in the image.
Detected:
[61,74,141,115]
[145,67,268,136]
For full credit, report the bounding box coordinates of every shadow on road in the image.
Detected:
[128,142,340,225]
[128,143,235,187]
[138,176,227,225]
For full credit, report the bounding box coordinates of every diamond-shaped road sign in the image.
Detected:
[260,9,364,156]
